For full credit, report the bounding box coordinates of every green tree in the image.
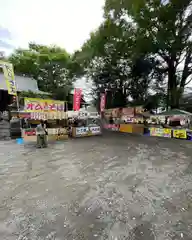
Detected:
[75,17,165,111]
[9,43,75,101]
[104,0,192,109]
[75,19,139,109]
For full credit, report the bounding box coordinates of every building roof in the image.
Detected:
[157,109,192,116]
[0,73,49,94]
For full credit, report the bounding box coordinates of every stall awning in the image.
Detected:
[157,109,192,116]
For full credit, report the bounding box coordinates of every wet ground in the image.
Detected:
[0,132,192,240]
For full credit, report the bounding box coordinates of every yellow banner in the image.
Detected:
[173,129,187,139]
[163,128,172,138]
[119,124,133,133]
[150,127,163,137]
[24,98,65,112]
[150,128,172,138]
[0,61,17,95]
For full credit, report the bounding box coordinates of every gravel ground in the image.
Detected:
[0,132,192,240]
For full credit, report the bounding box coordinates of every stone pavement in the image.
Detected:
[0,133,192,239]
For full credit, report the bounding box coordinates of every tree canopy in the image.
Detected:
[74,0,192,110]
[9,43,76,102]
[8,0,192,111]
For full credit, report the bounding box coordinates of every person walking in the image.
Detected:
[36,120,48,148]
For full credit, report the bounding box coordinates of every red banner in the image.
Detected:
[24,128,36,136]
[73,88,82,111]
[100,93,106,112]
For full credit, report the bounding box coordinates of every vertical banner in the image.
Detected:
[100,93,106,112]
[73,88,82,111]
[0,61,17,96]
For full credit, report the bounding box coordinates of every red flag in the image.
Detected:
[100,93,106,112]
[73,88,82,111]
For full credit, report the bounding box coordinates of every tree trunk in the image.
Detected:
[167,60,178,109]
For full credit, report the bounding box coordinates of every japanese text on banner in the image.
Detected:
[24,98,65,112]
[73,88,82,111]
[173,129,187,139]
[150,128,164,137]
[89,126,101,134]
[163,128,172,138]
[0,61,17,95]
[76,127,89,135]
[100,93,106,112]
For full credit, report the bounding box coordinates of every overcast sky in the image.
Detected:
[0,0,104,99]
[0,0,104,54]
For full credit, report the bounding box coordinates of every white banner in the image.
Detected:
[89,126,101,134]
[76,127,89,136]
[75,126,101,136]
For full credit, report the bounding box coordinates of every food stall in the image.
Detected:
[147,109,192,140]
[71,110,102,137]
[102,107,146,133]
[103,108,120,131]
[12,98,69,143]
[119,107,145,134]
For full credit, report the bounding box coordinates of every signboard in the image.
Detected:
[89,112,100,118]
[163,128,172,138]
[149,128,172,138]
[47,128,67,135]
[76,127,89,136]
[173,129,187,139]
[24,128,68,140]
[78,111,88,119]
[24,98,65,113]
[73,88,82,111]
[151,128,161,137]
[104,108,120,118]
[119,124,132,133]
[89,126,101,134]
[75,126,101,136]
[150,128,172,138]
[30,111,67,120]
[24,128,36,136]
[187,131,192,140]
[0,61,17,96]
[100,93,106,112]
[104,124,119,131]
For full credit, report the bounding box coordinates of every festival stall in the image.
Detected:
[71,110,102,137]
[12,98,69,143]
[103,107,146,133]
[119,107,144,134]
[147,109,192,140]
[71,88,102,138]
[103,108,120,131]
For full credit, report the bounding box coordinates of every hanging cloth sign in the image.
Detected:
[0,61,17,95]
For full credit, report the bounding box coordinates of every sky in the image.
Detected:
[0,0,105,100]
[0,0,104,54]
